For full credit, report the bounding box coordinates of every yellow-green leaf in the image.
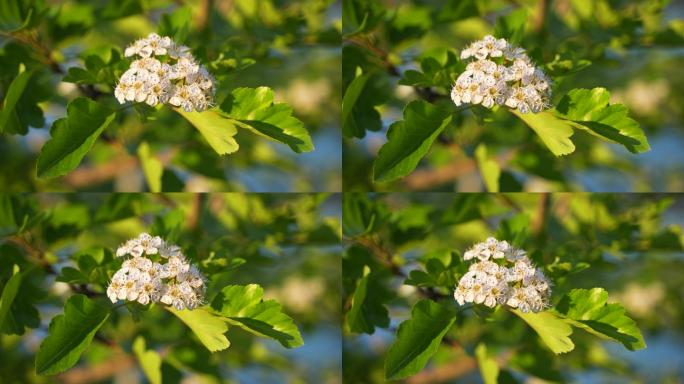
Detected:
[132,336,162,384]
[167,306,230,352]
[512,110,576,156]
[176,108,239,155]
[137,142,162,192]
[513,310,574,354]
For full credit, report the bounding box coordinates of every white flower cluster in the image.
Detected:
[451,35,551,113]
[454,237,551,313]
[114,33,215,112]
[107,233,206,310]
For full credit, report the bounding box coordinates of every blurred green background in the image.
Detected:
[0,193,342,383]
[343,193,684,383]
[0,0,341,192]
[342,0,684,192]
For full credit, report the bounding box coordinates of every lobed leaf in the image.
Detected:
[211,284,303,349]
[35,295,110,375]
[384,299,457,379]
[373,100,452,182]
[554,288,646,351]
[556,87,650,153]
[219,87,313,153]
[36,98,116,178]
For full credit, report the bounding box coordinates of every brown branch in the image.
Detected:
[186,193,204,231]
[403,149,517,190]
[197,0,214,31]
[496,194,523,213]
[0,30,103,99]
[344,36,400,76]
[534,0,550,32]
[58,353,135,384]
[407,348,516,384]
[64,148,178,189]
[4,235,100,297]
[532,193,550,236]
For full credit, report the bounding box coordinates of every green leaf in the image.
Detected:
[36,98,116,178]
[167,306,230,352]
[157,5,192,42]
[554,288,646,351]
[342,72,389,138]
[513,310,574,355]
[132,336,162,384]
[175,108,239,156]
[101,0,142,20]
[0,245,41,335]
[342,0,384,36]
[556,88,650,153]
[494,8,527,45]
[512,110,576,156]
[35,295,110,375]
[475,343,499,384]
[342,193,377,237]
[342,72,370,138]
[211,284,303,349]
[346,266,390,334]
[137,142,163,192]
[0,66,33,134]
[62,67,98,84]
[0,0,33,31]
[437,0,479,23]
[398,51,464,89]
[384,299,457,380]
[374,100,452,182]
[55,266,89,284]
[220,87,313,153]
[475,144,500,192]
[0,265,21,330]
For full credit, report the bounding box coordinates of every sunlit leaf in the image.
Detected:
[554,288,646,351]
[556,87,650,153]
[167,306,230,352]
[219,87,313,153]
[211,284,303,349]
[132,336,162,384]
[513,310,575,355]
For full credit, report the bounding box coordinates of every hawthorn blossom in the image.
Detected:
[108,233,206,310]
[115,33,215,112]
[452,36,551,113]
[454,238,552,313]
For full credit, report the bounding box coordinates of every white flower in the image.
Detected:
[107,233,206,310]
[451,36,551,114]
[115,33,215,112]
[453,237,551,313]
